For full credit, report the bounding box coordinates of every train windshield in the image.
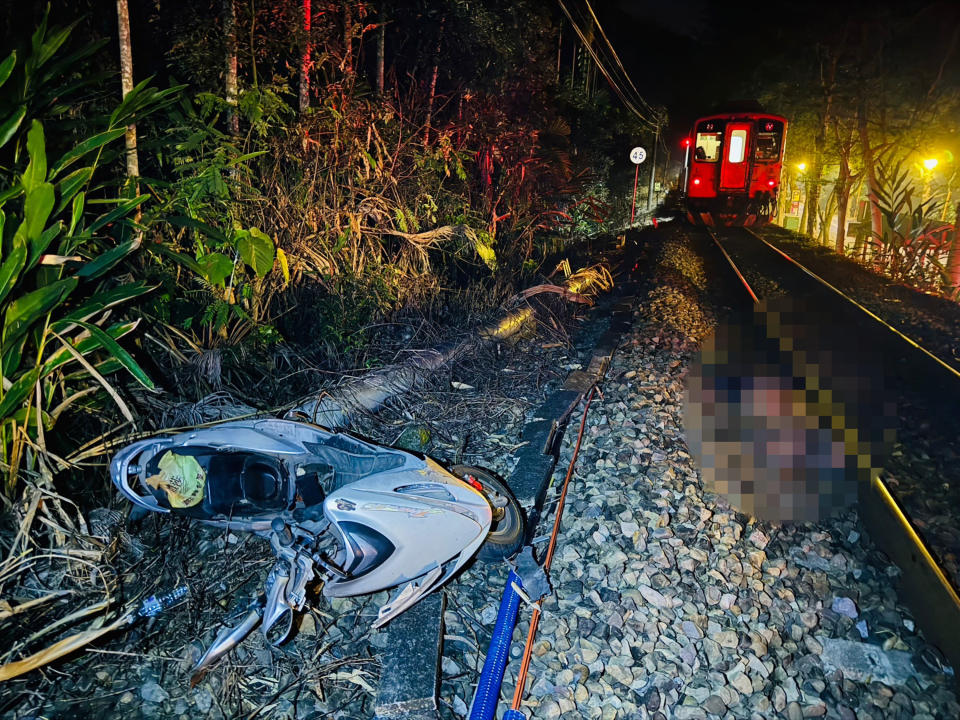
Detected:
[695,132,722,162]
[755,134,780,160]
[754,120,784,161]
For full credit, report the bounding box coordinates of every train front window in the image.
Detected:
[728,130,747,163]
[755,133,780,161]
[695,132,722,162]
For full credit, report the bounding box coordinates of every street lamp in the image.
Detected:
[797,162,807,172]
[921,157,939,206]
[681,138,692,193]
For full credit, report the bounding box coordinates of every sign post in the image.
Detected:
[647,127,660,211]
[629,146,646,225]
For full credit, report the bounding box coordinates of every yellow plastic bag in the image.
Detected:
[145,452,206,508]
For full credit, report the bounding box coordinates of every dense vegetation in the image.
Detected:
[746,3,960,292]
[0,1,648,502]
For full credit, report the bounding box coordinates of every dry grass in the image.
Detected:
[0,244,618,716]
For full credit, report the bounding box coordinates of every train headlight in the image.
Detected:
[693,178,701,185]
[767,180,776,187]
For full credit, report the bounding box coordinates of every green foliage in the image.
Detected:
[0,17,183,492]
[0,118,154,491]
[869,159,947,290]
[0,9,111,161]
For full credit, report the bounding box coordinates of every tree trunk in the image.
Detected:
[835,167,851,254]
[299,0,311,113]
[376,16,385,95]
[342,1,352,75]
[223,0,239,135]
[424,18,444,147]
[819,189,836,245]
[806,46,840,238]
[115,0,138,182]
[858,104,883,244]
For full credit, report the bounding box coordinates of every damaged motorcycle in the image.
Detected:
[111,418,524,675]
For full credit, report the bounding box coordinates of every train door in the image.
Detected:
[719,122,752,191]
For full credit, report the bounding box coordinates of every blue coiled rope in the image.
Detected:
[467,569,524,720]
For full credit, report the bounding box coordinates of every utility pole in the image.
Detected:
[647,123,659,211]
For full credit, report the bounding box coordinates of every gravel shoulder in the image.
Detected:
[439,226,959,720]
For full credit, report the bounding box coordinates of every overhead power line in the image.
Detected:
[556,0,665,131]
[583,0,662,120]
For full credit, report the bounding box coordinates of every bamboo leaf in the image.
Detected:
[148,244,204,276]
[0,106,27,151]
[226,150,267,166]
[3,277,78,347]
[69,191,84,236]
[49,129,126,179]
[84,196,147,235]
[0,368,41,423]
[55,167,93,215]
[27,222,62,271]
[2,334,27,377]
[76,238,140,280]
[24,183,54,242]
[34,23,73,70]
[38,37,107,89]
[0,51,15,90]
[0,244,27,307]
[42,321,138,377]
[56,281,151,326]
[23,121,47,192]
[49,330,133,421]
[109,79,182,128]
[74,321,154,389]
[0,184,24,208]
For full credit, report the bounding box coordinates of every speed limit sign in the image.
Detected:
[629,146,647,164]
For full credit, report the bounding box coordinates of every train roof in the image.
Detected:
[693,112,788,125]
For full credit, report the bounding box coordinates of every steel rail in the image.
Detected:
[703,226,760,304]
[744,227,960,381]
[714,225,960,682]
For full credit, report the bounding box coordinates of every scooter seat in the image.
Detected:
[241,456,283,504]
[144,449,289,517]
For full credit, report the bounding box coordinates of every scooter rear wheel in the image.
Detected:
[451,465,525,562]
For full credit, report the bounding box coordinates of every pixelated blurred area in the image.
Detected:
[684,298,897,523]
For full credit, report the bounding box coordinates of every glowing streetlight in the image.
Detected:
[797,162,807,172]
[923,157,938,171]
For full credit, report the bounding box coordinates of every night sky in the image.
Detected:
[591,0,780,125]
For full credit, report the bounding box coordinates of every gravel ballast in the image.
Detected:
[439,225,959,719]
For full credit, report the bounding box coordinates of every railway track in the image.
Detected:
[701,224,960,684]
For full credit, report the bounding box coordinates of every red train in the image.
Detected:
[685,112,788,227]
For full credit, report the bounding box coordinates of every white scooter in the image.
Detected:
[111,418,524,675]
